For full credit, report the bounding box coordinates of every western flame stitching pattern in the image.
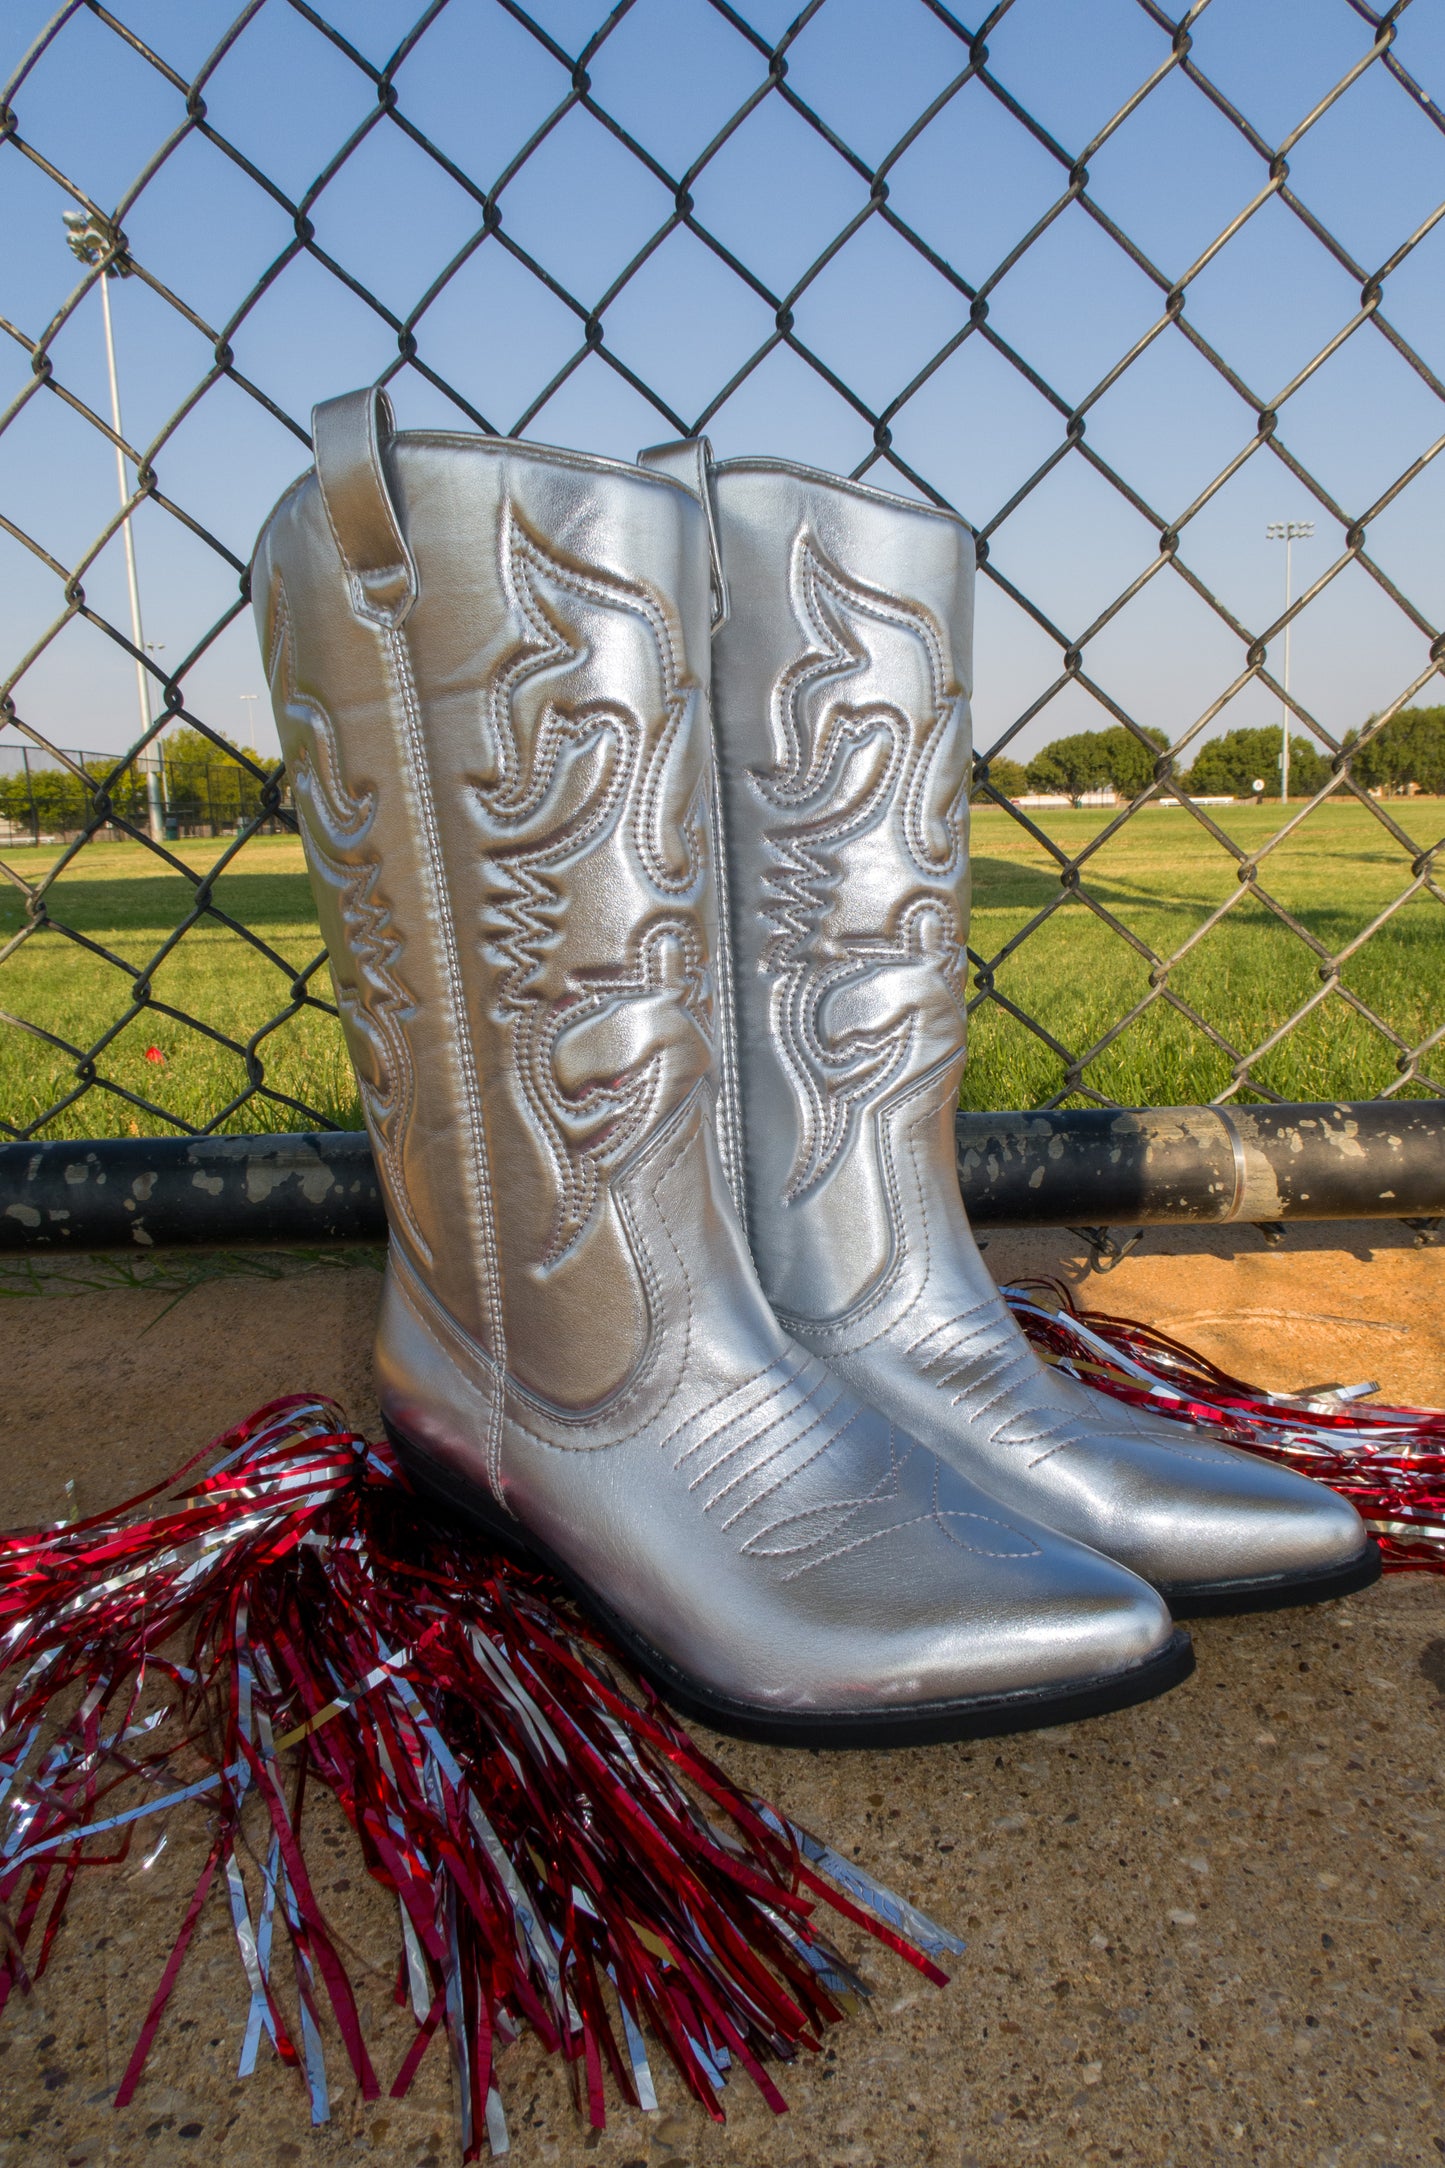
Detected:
[479,511,714,1267]
[755,534,969,1203]
[266,585,431,1263]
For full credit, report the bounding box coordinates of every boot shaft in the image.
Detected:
[253,392,724,1407]
[703,457,975,1323]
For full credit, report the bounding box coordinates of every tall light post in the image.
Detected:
[1265,518,1314,804]
[63,207,166,845]
[239,693,260,832]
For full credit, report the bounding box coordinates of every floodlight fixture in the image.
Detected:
[62,207,127,274]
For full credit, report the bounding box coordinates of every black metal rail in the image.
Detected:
[1,1103,1439,1252]
[954,1101,1445,1229]
[0,1133,384,1250]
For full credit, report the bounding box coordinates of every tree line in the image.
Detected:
[0,727,278,841]
[7,707,1440,838]
[979,707,1445,805]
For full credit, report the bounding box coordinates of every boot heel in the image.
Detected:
[382,1418,539,1570]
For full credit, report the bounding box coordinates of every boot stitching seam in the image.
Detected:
[386,621,509,1501]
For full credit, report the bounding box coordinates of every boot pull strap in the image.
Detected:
[637,436,729,631]
[312,386,417,629]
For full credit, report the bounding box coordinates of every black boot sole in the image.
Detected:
[1159,1538,1383,1619]
[383,1419,1196,1749]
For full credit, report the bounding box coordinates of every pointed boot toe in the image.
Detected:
[1065,1394,1380,1614]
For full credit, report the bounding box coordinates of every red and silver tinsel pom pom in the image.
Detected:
[1005,1279,1445,1569]
[0,1397,960,2157]
[4,1302,1439,2153]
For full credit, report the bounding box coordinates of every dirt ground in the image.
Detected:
[0,1219,1441,2168]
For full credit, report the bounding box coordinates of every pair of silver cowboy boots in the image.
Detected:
[252,389,1377,1748]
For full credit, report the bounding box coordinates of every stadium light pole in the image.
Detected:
[1265,519,1314,804]
[63,208,166,845]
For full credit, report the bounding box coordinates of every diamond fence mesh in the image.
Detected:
[1,0,1442,1147]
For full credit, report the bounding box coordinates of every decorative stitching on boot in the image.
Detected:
[267,581,431,1266]
[714,1389,864,1529]
[773,1071,945,1347]
[475,507,716,1281]
[705,731,749,1231]
[503,1103,698,1448]
[660,1346,812,1467]
[752,1438,1042,1575]
[387,618,510,1497]
[751,531,967,1207]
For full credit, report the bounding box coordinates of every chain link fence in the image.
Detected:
[1,0,1442,1145]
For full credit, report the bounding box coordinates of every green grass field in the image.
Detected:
[0,836,358,1140]
[964,799,1443,1109]
[1,797,1440,1138]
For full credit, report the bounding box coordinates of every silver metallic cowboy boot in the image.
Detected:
[251,389,1191,1747]
[671,445,1378,1616]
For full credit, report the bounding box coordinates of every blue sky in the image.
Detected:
[1,0,1442,775]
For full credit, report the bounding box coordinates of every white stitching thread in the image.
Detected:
[267,581,431,1266]
[751,530,967,1205]
[386,621,510,1498]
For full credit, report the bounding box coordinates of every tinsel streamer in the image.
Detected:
[1005,1279,1445,1569]
[0,1396,962,2158]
